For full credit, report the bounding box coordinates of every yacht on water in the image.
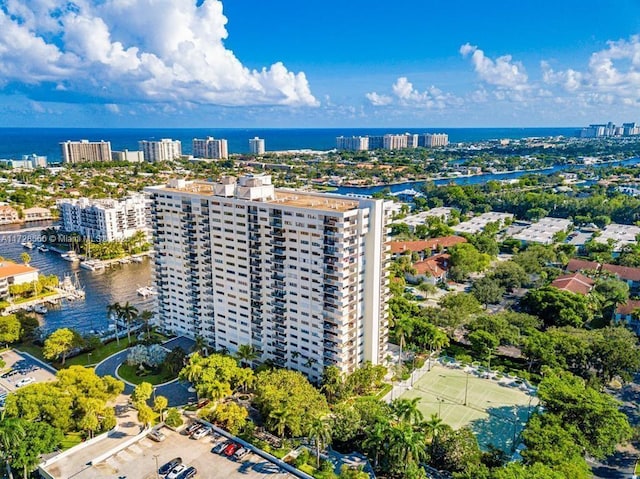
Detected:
[80,259,105,271]
[136,285,158,297]
[33,304,47,314]
[37,245,49,253]
[21,241,34,249]
[60,250,80,262]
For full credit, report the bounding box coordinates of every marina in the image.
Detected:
[0,227,155,334]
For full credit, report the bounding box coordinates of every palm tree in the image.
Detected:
[421,413,447,455]
[106,302,122,345]
[269,408,292,438]
[389,422,427,470]
[0,411,25,479]
[362,421,388,468]
[138,310,154,341]
[394,315,413,368]
[307,417,332,468]
[192,335,208,356]
[119,302,139,344]
[392,397,424,425]
[235,344,259,368]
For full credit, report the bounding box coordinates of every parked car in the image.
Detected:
[177,466,197,479]
[166,464,187,479]
[159,457,182,476]
[191,427,211,440]
[212,440,230,454]
[223,443,240,457]
[233,447,249,459]
[185,422,202,435]
[148,429,166,442]
[15,377,35,388]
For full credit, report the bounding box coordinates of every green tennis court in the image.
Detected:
[399,364,538,452]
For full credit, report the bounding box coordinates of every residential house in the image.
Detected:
[601,264,640,292]
[0,206,19,225]
[406,254,451,285]
[0,262,39,300]
[389,236,467,260]
[23,207,53,222]
[550,272,595,295]
[614,300,640,334]
[565,258,600,274]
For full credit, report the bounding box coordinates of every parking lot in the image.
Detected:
[0,349,57,396]
[66,424,296,479]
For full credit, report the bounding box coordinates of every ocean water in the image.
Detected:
[0,127,580,163]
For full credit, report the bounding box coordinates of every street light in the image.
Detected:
[87,352,92,365]
[464,370,470,406]
[153,454,160,479]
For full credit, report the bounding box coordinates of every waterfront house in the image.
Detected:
[0,205,19,225]
[23,207,53,222]
[0,263,39,300]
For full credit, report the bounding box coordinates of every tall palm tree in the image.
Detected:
[192,335,207,356]
[119,302,139,344]
[307,416,332,468]
[362,421,388,468]
[389,422,427,470]
[235,344,259,368]
[106,302,122,345]
[138,310,154,341]
[421,413,447,456]
[392,397,424,425]
[394,315,413,368]
[0,411,25,479]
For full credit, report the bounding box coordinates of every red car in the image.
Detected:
[223,442,240,457]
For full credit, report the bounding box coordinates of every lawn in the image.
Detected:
[16,342,48,363]
[60,432,84,450]
[64,338,136,368]
[399,364,538,452]
[117,362,176,385]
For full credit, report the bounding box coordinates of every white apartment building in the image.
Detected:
[145,174,391,381]
[383,134,408,150]
[419,133,449,147]
[60,140,112,164]
[139,139,182,162]
[249,137,266,155]
[336,136,369,151]
[112,150,144,163]
[453,212,514,235]
[192,137,229,160]
[57,194,148,242]
[511,217,572,245]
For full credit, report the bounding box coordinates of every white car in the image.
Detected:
[191,427,211,440]
[166,464,187,479]
[15,377,35,388]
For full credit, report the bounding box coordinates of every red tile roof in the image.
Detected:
[601,264,640,282]
[616,299,640,316]
[550,272,595,295]
[0,262,37,279]
[565,258,600,273]
[390,236,467,255]
[413,254,450,278]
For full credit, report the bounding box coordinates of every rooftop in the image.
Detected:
[390,236,467,254]
[0,262,38,279]
[550,272,594,295]
[272,191,359,212]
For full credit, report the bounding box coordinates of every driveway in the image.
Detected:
[94,337,197,406]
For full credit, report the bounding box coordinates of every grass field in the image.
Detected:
[399,364,538,452]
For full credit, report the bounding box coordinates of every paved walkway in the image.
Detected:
[94,337,196,406]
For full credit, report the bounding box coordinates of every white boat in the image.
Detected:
[61,251,80,262]
[131,256,143,263]
[136,286,158,297]
[33,304,47,314]
[80,259,105,271]
[37,245,49,253]
[21,241,34,249]
[119,258,131,265]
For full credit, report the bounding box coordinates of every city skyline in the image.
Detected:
[1,1,640,128]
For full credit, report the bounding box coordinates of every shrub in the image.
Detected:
[165,408,183,428]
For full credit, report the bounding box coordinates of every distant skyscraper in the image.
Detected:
[249,137,266,155]
[192,137,229,159]
[145,175,391,381]
[336,136,369,151]
[139,139,182,162]
[60,140,112,164]
[405,133,418,149]
[367,136,384,150]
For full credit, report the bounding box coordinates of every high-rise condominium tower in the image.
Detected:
[249,137,265,155]
[145,175,390,381]
[192,137,229,159]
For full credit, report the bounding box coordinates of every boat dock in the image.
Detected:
[2,288,84,315]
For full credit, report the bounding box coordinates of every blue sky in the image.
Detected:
[2,0,640,128]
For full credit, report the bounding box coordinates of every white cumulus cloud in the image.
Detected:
[460,43,529,91]
[542,36,640,105]
[366,77,460,109]
[0,0,318,107]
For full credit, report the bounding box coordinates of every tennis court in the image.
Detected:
[399,364,538,452]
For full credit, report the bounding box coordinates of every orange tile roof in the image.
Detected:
[617,299,640,316]
[390,236,467,254]
[0,262,37,279]
[602,263,640,282]
[565,258,600,273]
[413,254,451,278]
[550,272,595,295]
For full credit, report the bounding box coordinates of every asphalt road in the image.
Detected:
[94,336,197,407]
